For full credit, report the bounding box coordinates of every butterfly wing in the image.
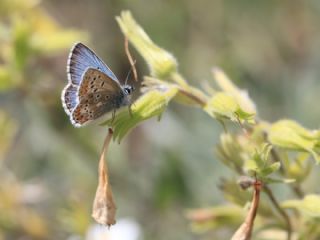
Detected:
[70,68,125,127]
[70,92,118,127]
[61,84,78,115]
[67,42,119,86]
[77,68,122,98]
[62,42,119,117]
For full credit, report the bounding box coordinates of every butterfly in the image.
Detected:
[61,42,134,127]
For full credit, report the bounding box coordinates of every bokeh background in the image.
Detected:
[1,0,320,239]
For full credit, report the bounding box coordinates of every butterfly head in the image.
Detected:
[122,85,135,96]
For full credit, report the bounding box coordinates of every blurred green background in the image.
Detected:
[1,0,320,239]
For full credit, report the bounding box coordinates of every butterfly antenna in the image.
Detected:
[125,60,136,85]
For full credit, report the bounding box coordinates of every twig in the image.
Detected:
[231,179,262,240]
[92,128,117,227]
[235,113,249,137]
[263,185,292,240]
[124,37,138,82]
[177,87,207,107]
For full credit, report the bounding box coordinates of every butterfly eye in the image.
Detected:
[124,86,133,95]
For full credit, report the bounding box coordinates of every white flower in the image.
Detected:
[86,218,141,240]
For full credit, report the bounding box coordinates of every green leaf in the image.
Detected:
[13,17,32,70]
[205,92,238,119]
[269,120,320,163]
[215,133,248,172]
[260,162,280,176]
[282,195,320,218]
[102,86,178,142]
[245,146,266,172]
[287,153,312,183]
[219,178,251,206]
[212,67,256,115]
[244,144,280,177]
[204,92,255,124]
[116,11,178,80]
[186,206,245,233]
[264,177,295,184]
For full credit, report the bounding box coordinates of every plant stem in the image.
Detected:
[270,146,304,199]
[292,185,304,198]
[177,87,207,107]
[170,72,189,88]
[124,37,138,82]
[270,149,283,168]
[231,180,262,240]
[263,185,292,240]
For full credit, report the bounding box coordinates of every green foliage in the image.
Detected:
[103,86,178,142]
[204,92,255,123]
[282,195,320,219]
[207,68,256,124]
[216,133,248,173]
[285,153,312,183]
[186,206,245,233]
[245,144,278,176]
[0,2,319,239]
[269,120,320,163]
[116,11,178,79]
[112,10,320,240]
[0,1,86,239]
[212,68,256,115]
[108,11,257,141]
[0,0,86,91]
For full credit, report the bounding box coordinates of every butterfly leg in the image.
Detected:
[111,109,116,124]
[128,104,133,118]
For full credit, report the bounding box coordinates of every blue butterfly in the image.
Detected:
[61,43,134,127]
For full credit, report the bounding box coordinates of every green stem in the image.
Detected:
[268,139,304,199]
[263,185,292,240]
[176,87,207,107]
[170,72,188,87]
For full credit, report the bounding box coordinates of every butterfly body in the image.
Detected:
[61,43,134,127]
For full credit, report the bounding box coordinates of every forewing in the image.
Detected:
[67,42,119,85]
[78,68,122,100]
[70,91,122,127]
